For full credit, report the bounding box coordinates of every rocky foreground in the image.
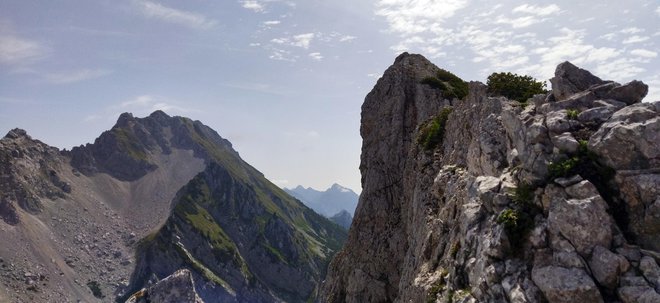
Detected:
[322,53,659,303]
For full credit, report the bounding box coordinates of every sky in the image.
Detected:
[1,0,658,193]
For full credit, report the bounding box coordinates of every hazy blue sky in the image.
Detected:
[1,0,658,192]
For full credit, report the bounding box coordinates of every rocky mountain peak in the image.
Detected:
[3,128,30,140]
[148,109,171,122]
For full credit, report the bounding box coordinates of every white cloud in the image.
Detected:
[241,0,265,12]
[121,95,154,108]
[44,69,111,84]
[375,0,468,35]
[264,20,281,25]
[339,35,357,42]
[656,6,660,16]
[512,4,560,16]
[495,15,543,28]
[271,33,315,49]
[292,33,314,49]
[622,35,650,44]
[269,49,296,62]
[620,27,643,34]
[0,33,46,65]
[134,0,216,29]
[116,95,193,116]
[630,49,657,58]
[308,52,323,61]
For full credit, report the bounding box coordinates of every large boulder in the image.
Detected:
[531,266,603,303]
[550,62,605,101]
[602,80,649,105]
[589,102,660,170]
[548,181,612,256]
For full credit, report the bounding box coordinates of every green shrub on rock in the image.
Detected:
[419,108,453,150]
[487,72,547,102]
[421,69,469,100]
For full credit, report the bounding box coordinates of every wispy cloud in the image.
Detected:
[133,0,217,30]
[375,0,468,35]
[630,49,657,58]
[622,35,650,44]
[271,33,315,49]
[44,69,111,84]
[239,0,296,13]
[264,20,281,26]
[241,0,265,12]
[118,94,193,115]
[308,52,323,61]
[512,4,560,16]
[0,33,47,65]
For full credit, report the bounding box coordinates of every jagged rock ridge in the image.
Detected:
[322,53,659,303]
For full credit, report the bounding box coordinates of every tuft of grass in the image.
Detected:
[419,108,453,150]
[566,109,579,120]
[450,241,461,258]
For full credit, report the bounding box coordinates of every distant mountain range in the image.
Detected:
[284,184,359,219]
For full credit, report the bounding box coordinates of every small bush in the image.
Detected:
[422,77,448,91]
[497,209,520,230]
[566,109,579,120]
[87,281,104,299]
[421,69,469,100]
[419,108,453,150]
[487,72,547,102]
[548,157,581,179]
[497,207,534,250]
[511,183,534,205]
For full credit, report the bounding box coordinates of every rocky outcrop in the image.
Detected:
[322,54,659,303]
[0,129,70,223]
[126,269,204,303]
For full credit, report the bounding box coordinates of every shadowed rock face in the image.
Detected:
[322,54,660,303]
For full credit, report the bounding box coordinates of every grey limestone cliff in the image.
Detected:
[322,53,659,303]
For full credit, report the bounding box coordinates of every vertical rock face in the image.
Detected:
[322,52,449,302]
[322,54,660,303]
